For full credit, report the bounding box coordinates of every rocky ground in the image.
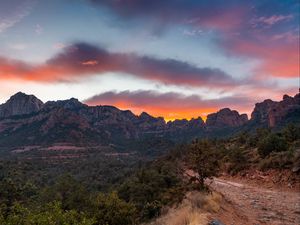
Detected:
[210,177,300,225]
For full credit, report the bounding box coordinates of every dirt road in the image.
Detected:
[210,178,300,225]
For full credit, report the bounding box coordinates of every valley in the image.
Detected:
[0,92,299,225]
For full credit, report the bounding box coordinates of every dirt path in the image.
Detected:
[210,178,300,225]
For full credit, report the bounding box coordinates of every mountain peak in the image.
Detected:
[139,112,152,118]
[0,92,43,118]
[251,93,300,127]
[44,98,85,110]
[206,107,248,128]
[12,91,27,97]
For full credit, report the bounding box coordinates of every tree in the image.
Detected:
[142,200,162,220]
[0,178,37,218]
[2,201,94,225]
[92,192,137,225]
[283,124,300,142]
[188,139,219,190]
[40,174,89,212]
[258,133,288,158]
[117,163,184,221]
[237,131,249,144]
[227,147,248,174]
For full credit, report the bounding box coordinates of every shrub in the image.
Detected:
[142,200,162,220]
[246,135,258,147]
[258,151,294,170]
[237,132,249,144]
[283,124,300,143]
[258,133,288,158]
[2,202,94,225]
[117,163,185,221]
[189,192,222,213]
[227,147,248,174]
[188,140,219,190]
[39,174,90,212]
[92,192,137,225]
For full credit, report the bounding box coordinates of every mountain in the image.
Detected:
[206,108,248,128]
[0,92,299,148]
[0,92,43,118]
[250,93,300,127]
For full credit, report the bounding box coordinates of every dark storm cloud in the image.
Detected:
[49,42,240,87]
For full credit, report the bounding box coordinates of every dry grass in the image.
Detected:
[188,211,210,225]
[145,191,222,225]
[167,208,190,225]
[149,209,208,225]
[188,192,222,213]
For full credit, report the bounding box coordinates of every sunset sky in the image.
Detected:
[0,0,299,120]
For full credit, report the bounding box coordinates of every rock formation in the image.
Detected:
[251,93,300,127]
[0,92,43,118]
[206,108,248,128]
[0,92,299,147]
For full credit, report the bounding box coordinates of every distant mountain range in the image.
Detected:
[0,92,299,148]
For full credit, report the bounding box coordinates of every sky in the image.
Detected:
[0,0,299,121]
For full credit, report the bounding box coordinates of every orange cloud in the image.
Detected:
[81,60,99,66]
[84,90,252,121]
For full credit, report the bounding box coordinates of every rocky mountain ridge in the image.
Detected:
[0,92,43,118]
[0,92,299,147]
[206,108,248,128]
[251,94,300,127]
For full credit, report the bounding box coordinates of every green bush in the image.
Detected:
[283,124,300,142]
[258,151,294,170]
[117,163,184,221]
[91,192,137,225]
[258,134,288,158]
[237,132,249,144]
[142,200,162,220]
[188,139,219,189]
[39,174,90,212]
[227,147,248,174]
[1,202,94,225]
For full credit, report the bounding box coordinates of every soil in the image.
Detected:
[209,177,300,225]
[221,169,300,192]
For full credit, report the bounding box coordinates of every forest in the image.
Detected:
[0,124,299,224]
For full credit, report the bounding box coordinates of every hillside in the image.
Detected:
[0,121,299,224]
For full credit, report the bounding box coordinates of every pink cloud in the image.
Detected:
[254,14,293,26]
[226,37,299,78]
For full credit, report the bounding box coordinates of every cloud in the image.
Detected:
[53,43,67,49]
[35,23,43,35]
[90,0,300,78]
[84,90,253,120]
[0,0,36,33]
[9,43,28,50]
[0,42,239,89]
[222,32,299,78]
[253,14,293,26]
[90,0,249,31]
[81,60,99,66]
[90,0,298,30]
